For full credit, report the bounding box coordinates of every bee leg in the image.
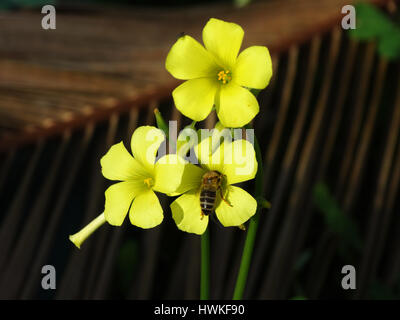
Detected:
[219,189,233,207]
[200,211,204,220]
[238,224,246,231]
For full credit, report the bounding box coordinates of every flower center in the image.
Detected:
[217,70,231,84]
[143,177,154,188]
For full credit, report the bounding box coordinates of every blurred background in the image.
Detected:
[0,0,399,300]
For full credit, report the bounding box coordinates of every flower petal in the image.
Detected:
[194,123,233,169]
[216,83,259,128]
[173,163,205,195]
[215,186,257,227]
[194,133,222,172]
[233,46,273,89]
[176,126,200,158]
[131,126,165,174]
[194,137,257,185]
[104,181,144,226]
[165,35,218,80]
[202,18,244,69]
[153,154,185,194]
[154,154,205,195]
[172,78,218,122]
[171,191,209,235]
[129,190,163,229]
[219,139,257,185]
[101,142,148,181]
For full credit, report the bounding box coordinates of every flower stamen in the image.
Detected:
[143,177,154,188]
[217,70,231,84]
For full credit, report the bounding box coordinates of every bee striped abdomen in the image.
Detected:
[200,189,217,216]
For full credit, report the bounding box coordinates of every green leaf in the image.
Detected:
[349,3,395,40]
[313,182,363,252]
[154,108,169,139]
[378,30,400,59]
[348,3,400,60]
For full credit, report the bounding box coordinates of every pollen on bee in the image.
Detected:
[217,70,231,84]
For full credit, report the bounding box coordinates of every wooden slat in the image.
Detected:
[247,35,321,297]
[0,0,387,150]
[22,124,94,299]
[260,28,342,299]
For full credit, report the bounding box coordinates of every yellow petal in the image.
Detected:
[153,154,185,194]
[154,154,205,195]
[176,126,199,158]
[172,78,218,122]
[165,35,218,80]
[202,18,244,69]
[195,136,257,185]
[174,163,205,195]
[234,46,273,89]
[215,186,257,227]
[131,126,165,174]
[171,191,209,235]
[194,133,222,172]
[129,190,163,229]
[194,125,233,170]
[101,142,148,181]
[219,139,258,185]
[104,181,144,226]
[216,83,259,128]
[209,121,233,147]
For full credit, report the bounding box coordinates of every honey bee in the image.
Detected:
[200,171,224,218]
[199,171,246,230]
[200,170,234,215]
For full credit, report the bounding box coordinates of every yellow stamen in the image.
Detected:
[217,70,231,84]
[144,177,154,188]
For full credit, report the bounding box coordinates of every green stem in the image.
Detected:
[200,227,210,300]
[233,125,264,300]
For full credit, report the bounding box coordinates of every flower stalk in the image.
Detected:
[69,213,106,249]
[233,125,264,300]
[201,227,210,300]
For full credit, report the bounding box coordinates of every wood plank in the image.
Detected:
[0,0,387,150]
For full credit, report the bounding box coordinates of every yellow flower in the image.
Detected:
[169,135,258,235]
[166,18,273,128]
[69,126,183,248]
